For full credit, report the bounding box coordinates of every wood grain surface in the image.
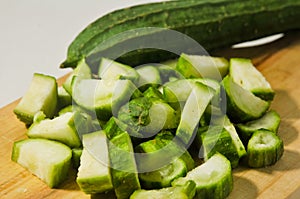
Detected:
[1,31,300,199]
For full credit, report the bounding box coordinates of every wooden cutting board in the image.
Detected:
[1,31,300,199]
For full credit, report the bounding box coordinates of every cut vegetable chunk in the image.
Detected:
[229,58,275,101]
[136,132,191,189]
[223,116,247,162]
[198,124,246,168]
[192,78,220,92]
[136,65,162,91]
[139,158,187,189]
[14,73,57,125]
[247,129,284,168]
[222,75,270,123]
[104,117,130,140]
[11,139,71,188]
[76,131,113,194]
[136,131,194,174]
[63,58,92,95]
[73,78,138,121]
[236,110,281,144]
[163,79,196,109]
[27,112,92,148]
[98,57,139,84]
[108,132,141,199]
[149,100,179,130]
[176,82,214,146]
[154,131,195,171]
[118,98,179,138]
[163,78,217,110]
[130,180,196,199]
[176,54,229,80]
[172,153,233,199]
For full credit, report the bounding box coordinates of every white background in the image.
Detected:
[0,0,163,107]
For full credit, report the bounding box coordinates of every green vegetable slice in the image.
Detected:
[176,82,214,146]
[222,75,270,123]
[76,131,113,194]
[72,78,138,121]
[139,158,187,189]
[136,131,193,189]
[154,131,195,171]
[176,54,229,80]
[198,124,245,168]
[229,58,275,101]
[11,138,72,188]
[104,117,129,140]
[118,97,179,138]
[108,132,141,199]
[136,65,162,91]
[247,129,284,168]
[192,78,220,92]
[130,180,196,199]
[27,112,87,148]
[135,131,194,174]
[163,79,196,109]
[98,57,140,84]
[172,153,233,199]
[163,78,218,110]
[223,116,247,159]
[14,73,57,125]
[236,110,281,144]
[63,58,91,95]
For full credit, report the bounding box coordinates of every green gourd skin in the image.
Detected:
[61,0,300,71]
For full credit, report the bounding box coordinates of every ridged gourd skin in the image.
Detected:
[61,0,300,71]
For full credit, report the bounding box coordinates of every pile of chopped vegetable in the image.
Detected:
[12,54,283,199]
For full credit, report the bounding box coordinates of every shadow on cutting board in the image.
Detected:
[228,175,258,199]
[272,89,300,120]
[287,186,300,199]
[272,89,299,146]
[91,191,117,199]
